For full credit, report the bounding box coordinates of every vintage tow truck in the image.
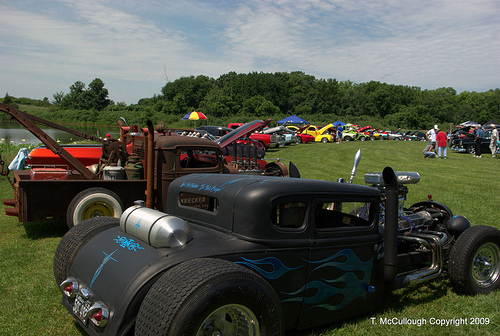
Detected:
[0,103,297,228]
[54,151,500,335]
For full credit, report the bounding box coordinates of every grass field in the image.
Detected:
[0,139,499,336]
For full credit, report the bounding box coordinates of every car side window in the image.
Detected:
[315,201,373,229]
[271,202,307,229]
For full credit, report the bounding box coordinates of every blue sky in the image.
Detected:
[1,0,499,105]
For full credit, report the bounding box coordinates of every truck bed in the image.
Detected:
[8,171,146,223]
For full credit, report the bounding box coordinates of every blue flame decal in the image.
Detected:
[281,249,373,311]
[235,256,302,280]
[306,249,372,273]
[237,249,374,312]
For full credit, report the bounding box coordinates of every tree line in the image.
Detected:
[2,72,500,130]
[136,71,500,129]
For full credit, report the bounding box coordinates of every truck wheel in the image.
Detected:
[135,258,284,336]
[67,187,124,228]
[466,145,476,154]
[449,225,500,295]
[53,217,119,287]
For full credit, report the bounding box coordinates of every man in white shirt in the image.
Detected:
[426,125,438,143]
[490,124,499,158]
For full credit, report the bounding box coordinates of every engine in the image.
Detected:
[365,171,447,234]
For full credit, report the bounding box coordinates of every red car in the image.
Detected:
[293,131,315,143]
[228,121,279,148]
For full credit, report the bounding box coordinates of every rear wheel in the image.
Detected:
[67,187,124,228]
[53,217,119,287]
[135,258,283,336]
[449,225,500,295]
[344,136,352,142]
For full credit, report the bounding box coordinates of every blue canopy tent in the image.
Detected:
[333,120,347,127]
[277,115,309,125]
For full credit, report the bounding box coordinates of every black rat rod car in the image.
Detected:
[54,168,500,336]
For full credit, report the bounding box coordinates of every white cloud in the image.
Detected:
[0,0,498,104]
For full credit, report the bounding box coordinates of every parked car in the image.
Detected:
[300,124,336,143]
[286,126,315,143]
[448,126,474,146]
[402,130,427,141]
[54,156,500,335]
[227,122,280,148]
[372,130,389,140]
[295,131,315,143]
[263,126,297,145]
[451,129,493,154]
[196,125,232,138]
[342,129,370,141]
[357,126,376,140]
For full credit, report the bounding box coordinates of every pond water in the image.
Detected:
[0,120,120,145]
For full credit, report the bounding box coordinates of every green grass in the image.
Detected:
[0,140,499,335]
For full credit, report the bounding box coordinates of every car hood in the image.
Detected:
[216,120,270,148]
[318,123,334,134]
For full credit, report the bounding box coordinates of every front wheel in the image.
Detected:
[466,145,476,154]
[67,187,124,228]
[320,137,329,143]
[449,225,500,295]
[135,258,284,336]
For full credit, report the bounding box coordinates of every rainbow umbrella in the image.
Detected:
[182,111,207,128]
[182,111,207,120]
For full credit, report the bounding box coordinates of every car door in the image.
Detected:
[297,196,383,329]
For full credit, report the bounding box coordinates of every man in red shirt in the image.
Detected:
[436,129,448,159]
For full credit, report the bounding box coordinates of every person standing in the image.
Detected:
[436,129,447,159]
[490,124,499,158]
[474,125,483,158]
[336,125,343,144]
[426,125,438,143]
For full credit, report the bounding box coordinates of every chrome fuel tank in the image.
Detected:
[120,203,192,248]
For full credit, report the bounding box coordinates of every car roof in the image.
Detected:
[167,174,381,240]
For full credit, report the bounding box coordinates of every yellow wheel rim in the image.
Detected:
[82,202,114,219]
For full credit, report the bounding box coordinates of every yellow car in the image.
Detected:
[297,124,335,143]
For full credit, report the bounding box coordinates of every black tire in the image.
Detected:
[66,187,124,228]
[135,258,284,336]
[448,225,500,295]
[359,136,366,141]
[53,217,119,288]
[344,136,352,142]
[320,137,328,143]
[466,145,476,154]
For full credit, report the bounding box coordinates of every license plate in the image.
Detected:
[73,295,91,324]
